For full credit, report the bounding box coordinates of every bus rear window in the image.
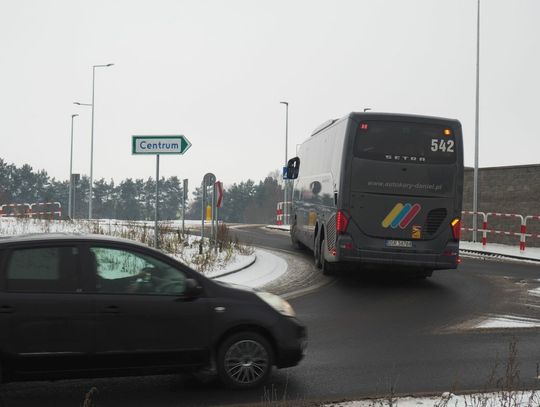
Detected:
[354,121,456,164]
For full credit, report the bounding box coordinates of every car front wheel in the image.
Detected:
[217,332,274,389]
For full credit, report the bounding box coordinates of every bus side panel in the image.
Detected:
[291,119,349,251]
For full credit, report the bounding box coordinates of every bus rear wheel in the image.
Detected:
[291,222,305,250]
[321,239,338,276]
[314,234,322,269]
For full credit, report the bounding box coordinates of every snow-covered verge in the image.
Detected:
[460,241,540,261]
[325,391,540,407]
[0,218,255,277]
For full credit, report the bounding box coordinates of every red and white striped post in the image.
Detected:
[276,202,284,226]
[524,215,540,252]
[461,211,487,247]
[486,212,525,252]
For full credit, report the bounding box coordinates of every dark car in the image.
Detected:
[0,234,306,389]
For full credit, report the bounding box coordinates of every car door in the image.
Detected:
[86,243,212,369]
[0,243,93,375]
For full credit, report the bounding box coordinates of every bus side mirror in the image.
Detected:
[286,157,300,180]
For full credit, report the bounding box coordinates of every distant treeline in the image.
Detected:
[0,158,286,224]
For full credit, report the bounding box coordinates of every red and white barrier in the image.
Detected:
[461,211,487,246]
[0,202,62,219]
[0,203,31,217]
[30,202,62,219]
[461,210,540,252]
[276,201,291,226]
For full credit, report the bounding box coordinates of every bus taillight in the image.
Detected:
[336,210,349,235]
[451,218,461,241]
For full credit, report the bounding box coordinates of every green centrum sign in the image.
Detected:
[132,135,192,155]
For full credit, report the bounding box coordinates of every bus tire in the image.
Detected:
[321,239,337,276]
[291,222,305,250]
[314,233,322,269]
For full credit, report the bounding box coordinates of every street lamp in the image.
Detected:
[280,101,289,225]
[79,63,114,220]
[68,114,79,219]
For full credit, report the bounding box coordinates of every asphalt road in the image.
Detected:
[2,225,540,407]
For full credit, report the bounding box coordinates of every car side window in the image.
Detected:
[5,246,79,292]
[90,247,186,295]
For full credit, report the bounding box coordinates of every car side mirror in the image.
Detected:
[184,278,203,298]
[286,157,300,180]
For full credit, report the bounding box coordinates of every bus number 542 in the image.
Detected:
[431,139,454,153]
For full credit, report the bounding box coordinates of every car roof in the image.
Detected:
[0,233,150,249]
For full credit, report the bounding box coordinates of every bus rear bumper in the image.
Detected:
[338,246,459,271]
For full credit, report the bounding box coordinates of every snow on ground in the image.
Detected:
[476,315,540,329]
[214,248,287,287]
[529,288,540,298]
[460,241,540,261]
[325,391,540,407]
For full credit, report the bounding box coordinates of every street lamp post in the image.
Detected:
[68,114,79,219]
[76,64,115,219]
[473,0,480,242]
[88,63,114,220]
[280,101,289,225]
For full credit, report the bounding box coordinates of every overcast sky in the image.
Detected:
[1,0,539,188]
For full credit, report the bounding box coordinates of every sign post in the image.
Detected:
[214,181,223,251]
[154,154,160,248]
[182,178,188,235]
[71,173,80,219]
[132,135,191,248]
[201,172,216,253]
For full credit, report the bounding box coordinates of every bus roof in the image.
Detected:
[310,111,461,137]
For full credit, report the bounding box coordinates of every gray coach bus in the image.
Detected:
[287,112,464,277]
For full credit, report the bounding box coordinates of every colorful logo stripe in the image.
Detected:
[382,203,422,229]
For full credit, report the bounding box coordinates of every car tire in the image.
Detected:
[217,332,274,389]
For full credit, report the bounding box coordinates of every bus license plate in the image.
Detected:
[385,240,413,248]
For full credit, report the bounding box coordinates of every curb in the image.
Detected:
[460,248,540,263]
[264,225,290,232]
[281,278,334,300]
[209,255,257,279]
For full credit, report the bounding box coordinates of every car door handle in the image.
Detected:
[101,305,120,314]
[0,305,14,314]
